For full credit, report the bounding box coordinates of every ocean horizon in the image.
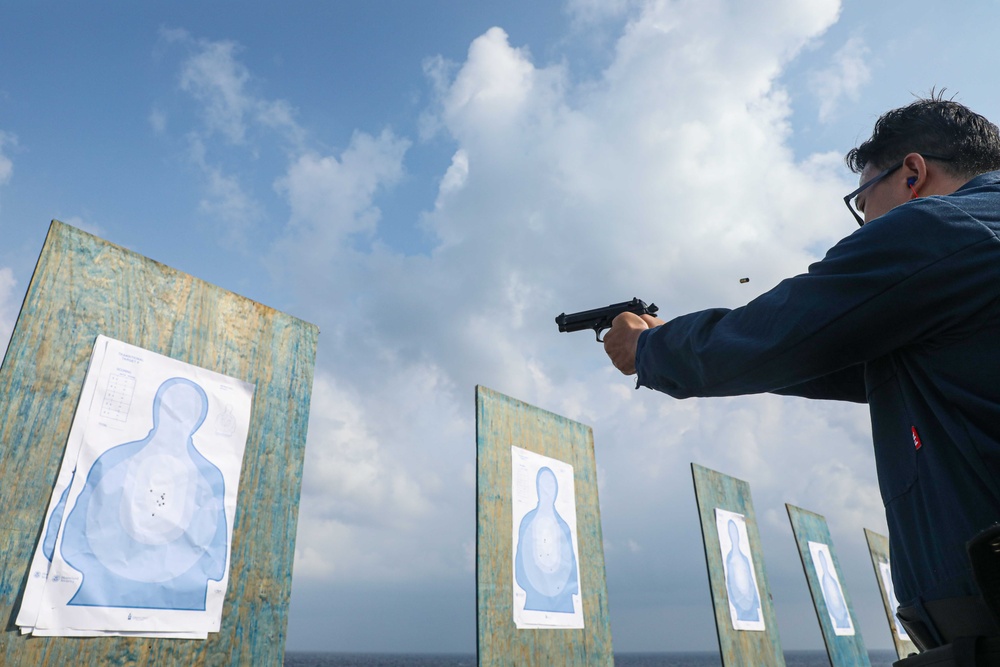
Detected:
[285,649,901,666]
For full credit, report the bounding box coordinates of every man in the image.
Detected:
[603,96,1000,655]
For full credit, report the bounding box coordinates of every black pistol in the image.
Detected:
[555,298,658,342]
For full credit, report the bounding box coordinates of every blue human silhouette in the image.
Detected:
[818,550,851,628]
[724,519,761,621]
[42,474,74,561]
[514,467,579,613]
[60,377,228,610]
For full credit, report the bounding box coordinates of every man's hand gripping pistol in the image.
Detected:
[555,298,659,342]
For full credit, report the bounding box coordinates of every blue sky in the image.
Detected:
[3,0,1000,655]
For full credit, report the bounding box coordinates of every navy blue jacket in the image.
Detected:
[635,171,1000,608]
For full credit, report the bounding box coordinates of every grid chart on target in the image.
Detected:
[100,373,136,422]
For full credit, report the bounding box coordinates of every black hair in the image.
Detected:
[845,90,1000,179]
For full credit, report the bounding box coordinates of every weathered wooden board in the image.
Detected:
[864,528,918,659]
[0,220,319,666]
[475,386,612,666]
[691,463,784,667]
[786,505,870,666]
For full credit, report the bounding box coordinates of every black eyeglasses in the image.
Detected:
[843,154,952,227]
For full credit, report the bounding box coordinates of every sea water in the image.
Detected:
[284,650,900,666]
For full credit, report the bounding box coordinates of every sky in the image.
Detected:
[3,0,1000,655]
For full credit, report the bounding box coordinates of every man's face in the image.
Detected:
[855,162,911,225]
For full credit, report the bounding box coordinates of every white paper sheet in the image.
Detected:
[808,541,855,636]
[715,508,765,631]
[510,446,584,630]
[878,560,910,640]
[16,335,254,638]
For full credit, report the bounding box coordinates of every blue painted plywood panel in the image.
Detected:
[864,528,918,659]
[475,385,613,667]
[0,221,318,666]
[691,463,785,667]
[786,504,870,667]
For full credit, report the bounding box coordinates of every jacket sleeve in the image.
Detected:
[634,196,1000,400]
[770,364,866,403]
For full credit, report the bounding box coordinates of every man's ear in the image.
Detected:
[901,152,928,193]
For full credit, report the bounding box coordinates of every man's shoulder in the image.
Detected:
[956,169,1000,193]
[829,181,1000,271]
[878,173,1000,236]
[927,172,1000,232]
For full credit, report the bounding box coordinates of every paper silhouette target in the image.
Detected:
[511,446,583,629]
[808,541,855,636]
[878,560,910,640]
[715,508,765,631]
[16,336,254,638]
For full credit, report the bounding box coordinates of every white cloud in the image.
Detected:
[0,267,18,357]
[165,33,307,248]
[198,168,262,247]
[270,0,871,593]
[299,373,431,528]
[0,130,17,185]
[438,149,469,197]
[187,136,264,248]
[810,35,872,122]
[173,0,895,646]
[440,27,541,131]
[178,39,254,145]
[294,367,471,584]
[175,35,302,146]
[275,130,410,251]
[149,108,167,134]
